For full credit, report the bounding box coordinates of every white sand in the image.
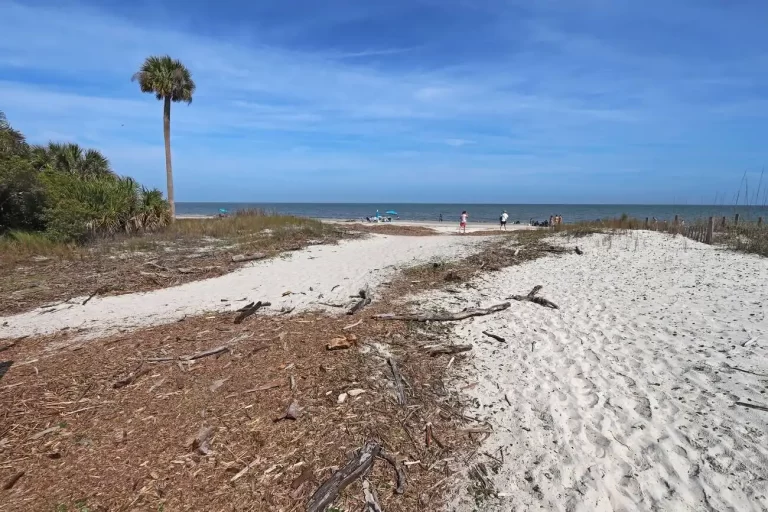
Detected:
[0,234,478,340]
[327,219,538,235]
[406,231,768,511]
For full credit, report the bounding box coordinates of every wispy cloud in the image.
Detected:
[1,0,767,202]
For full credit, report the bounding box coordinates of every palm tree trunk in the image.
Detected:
[163,96,175,220]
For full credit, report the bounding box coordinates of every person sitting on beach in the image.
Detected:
[459,211,468,233]
[500,210,509,230]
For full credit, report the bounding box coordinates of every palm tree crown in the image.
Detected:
[131,56,196,103]
[35,142,113,178]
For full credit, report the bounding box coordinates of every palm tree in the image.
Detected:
[0,111,28,155]
[132,55,195,219]
[36,142,113,178]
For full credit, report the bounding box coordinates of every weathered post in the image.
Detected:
[759,217,763,228]
[735,213,740,226]
[644,217,649,229]
[706,216,714,244]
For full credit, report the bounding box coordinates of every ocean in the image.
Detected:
[176,203,768,224]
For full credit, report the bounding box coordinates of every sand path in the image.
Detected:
[419,232,768,511]
[0,234,477,340]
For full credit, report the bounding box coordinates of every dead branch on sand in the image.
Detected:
[234,301,271,324]
[374,302,510,322]
[307,441,381,512]
[507,285,558,309]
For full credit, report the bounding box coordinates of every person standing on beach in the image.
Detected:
[459,211,468,233]
[549,215,554,228]
[439,213,443,222]
[500,210,509,231]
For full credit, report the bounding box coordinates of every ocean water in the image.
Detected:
[176,203,768,224]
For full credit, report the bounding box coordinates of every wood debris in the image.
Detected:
[388,357,407,406]
[307,441,381,512]
[234,301,271,324]
[274,400,300,422]
[507,285,559,309]
[362,479,383,512]
[231,252,267,263]
[374,302,510,322]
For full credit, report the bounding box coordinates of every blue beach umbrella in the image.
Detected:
[385,210,398,215]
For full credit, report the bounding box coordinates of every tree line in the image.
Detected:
[0,55,195,243]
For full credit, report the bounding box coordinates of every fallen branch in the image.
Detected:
[230,457,262,482]
[508,285,558,309]
[231,252,267,263]
[426,344,473,357]
[234,301,271,324]
[374,302,510,322]
[378,449,406,495]
[388,357,407,406]
[307,441,381,512]
[343,319,363,330]
[362,480,382,512]
[736,401,768,413]
[82,285,108,306]
[147,345,230,363]
[481,331,506,343]
[347,285,372,315]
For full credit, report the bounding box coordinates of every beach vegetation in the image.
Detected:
[0,110,171,244]
[132,55,196,220]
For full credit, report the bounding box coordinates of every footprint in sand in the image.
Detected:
[585,425,611,457]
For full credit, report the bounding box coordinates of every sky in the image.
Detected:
[2,0,768,204]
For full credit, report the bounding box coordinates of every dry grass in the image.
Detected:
[346,223,438,236]
[0,213,354,316]
[0,230,572,512]
[553,214,768,257]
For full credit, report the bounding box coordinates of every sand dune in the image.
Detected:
[409,232,768,511]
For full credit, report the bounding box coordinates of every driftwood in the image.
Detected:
[348,285,372,315]
[113,363,151,388]
[362,480,382,512]
[234,301,271,324]
[482,331,506,343]
[388,357,407,406]
[231,252,267,263]
[378,449,406,494]
[307,441,381,512]
[147,346,230,363]
[82,285,108,306]
[508,285,558,309]
[736,401,768,413]
[425,344,473,357]
[374,302,510,322]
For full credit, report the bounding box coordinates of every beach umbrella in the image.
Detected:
[385,210,398,215]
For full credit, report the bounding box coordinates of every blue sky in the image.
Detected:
[2,0,768,203]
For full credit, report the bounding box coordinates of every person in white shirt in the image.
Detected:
[500,210,509,230]
[459,211,468,233]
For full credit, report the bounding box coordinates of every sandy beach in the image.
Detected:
[1,228,767,511]
[413,231,767,511]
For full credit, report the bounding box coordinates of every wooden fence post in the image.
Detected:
[644,217,649,229]
[759,217,763,227]
[721,216,726,229]
[735,213,740,226]
[706,216,714,244]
